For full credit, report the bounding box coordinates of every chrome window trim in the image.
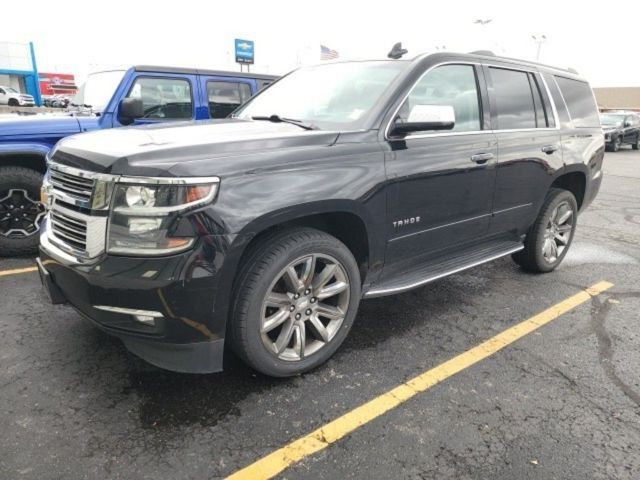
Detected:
[384,61,563,141]
[551,75,574,126]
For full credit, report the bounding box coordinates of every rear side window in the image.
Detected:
[488,67,538,130]
[554,76,599,128]
[207,81,252,119]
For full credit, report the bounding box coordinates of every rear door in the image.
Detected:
[0,87,7,105]
[485,64,563,235]
[198,76,256,119]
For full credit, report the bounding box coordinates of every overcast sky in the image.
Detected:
[3,0,639,87]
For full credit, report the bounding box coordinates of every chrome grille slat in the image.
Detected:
[51,218,87,239]
[50,169,94,203]
[51,212,85,228]
[51,227,86,247]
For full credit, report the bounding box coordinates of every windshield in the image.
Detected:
[600,114,625,126]
[72,70,125,111]
[235,61,406,130]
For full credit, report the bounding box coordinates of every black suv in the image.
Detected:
[600,112,640,151]
[37,52,604,377]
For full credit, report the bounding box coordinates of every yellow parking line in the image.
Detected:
[0,266,37,277]
[226,280,614,480]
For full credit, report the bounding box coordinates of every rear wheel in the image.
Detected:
[632,135,640,150]
[512,188,578,273]
[0,166,46,257]
[230,227,361,377]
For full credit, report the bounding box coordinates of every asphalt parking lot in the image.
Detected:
[1,149,639,480]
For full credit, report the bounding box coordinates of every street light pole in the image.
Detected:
[531,34,547,61]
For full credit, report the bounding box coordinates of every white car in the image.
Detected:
[0,86,35,106]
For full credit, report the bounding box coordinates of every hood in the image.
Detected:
[52,119,341,176]
[601,125,620,133]
[0,113,83,138]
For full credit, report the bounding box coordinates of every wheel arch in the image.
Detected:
[549,166,587,210]
[0,145,51,173]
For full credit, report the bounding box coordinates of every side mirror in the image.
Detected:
[118,98,144,125]
[624,120,632,127]
[391,105,455,136]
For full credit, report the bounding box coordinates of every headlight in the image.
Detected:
[107,176,219,256]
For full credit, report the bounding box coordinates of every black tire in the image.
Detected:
[632,135,640,151]
[7,98,19,107]
[0,166,45,257]
[512,188,578,273]
[230,227,361,377]
[612,136,621,152]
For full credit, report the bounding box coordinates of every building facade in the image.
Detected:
[0,41,42,106]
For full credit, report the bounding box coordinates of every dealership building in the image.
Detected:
[0,41,42,106]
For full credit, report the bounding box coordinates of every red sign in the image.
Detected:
[39,72,78,96]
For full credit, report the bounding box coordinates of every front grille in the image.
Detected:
[45,163,111,259]
[50,210,87,251]
[50,169,94,203]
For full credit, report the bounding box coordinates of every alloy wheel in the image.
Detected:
[541,200,574,263]
[0,189,46,238]
[260,253,350,361]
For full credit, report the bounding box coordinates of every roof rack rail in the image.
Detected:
[469,50,495,56]
[567,67,579,74]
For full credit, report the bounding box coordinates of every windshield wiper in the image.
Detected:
[251,115,317,130]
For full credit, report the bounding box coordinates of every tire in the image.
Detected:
[512,188,578,273]
[0,166,46,257]
[7,99,19,107]
[230,227,361,377]
[632,135,640,151]
[612,136,621,152]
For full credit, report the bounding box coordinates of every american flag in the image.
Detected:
[320,45,339,60]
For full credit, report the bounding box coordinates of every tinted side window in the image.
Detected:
[127,77,192,119]
[489,67,537,129]
[398,64,481,133]
[554,76,599,128]
[207,81,252,119]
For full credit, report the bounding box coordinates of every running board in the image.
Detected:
[365,240,524,298]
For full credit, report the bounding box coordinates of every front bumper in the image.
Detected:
[18,98,35,106]
[38,235,231,374]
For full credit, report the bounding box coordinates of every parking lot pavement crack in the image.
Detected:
[590,295,640,407]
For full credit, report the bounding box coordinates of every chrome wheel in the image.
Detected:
[260,253,350,361]
[542,200,573,263]
[0,189,46,238]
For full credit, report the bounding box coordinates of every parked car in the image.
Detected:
[0,66,276,256]
[600,112,640,151]
[51,95,72,108]
[0,86,35,107]
[37,51,604,377]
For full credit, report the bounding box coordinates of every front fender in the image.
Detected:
[0,143,51,157]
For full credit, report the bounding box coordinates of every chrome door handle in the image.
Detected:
[470,152,494,164]
[541,145,559,154]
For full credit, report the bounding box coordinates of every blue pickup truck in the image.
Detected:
[0,65,277,256]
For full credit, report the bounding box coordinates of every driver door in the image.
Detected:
[382,63,498,274]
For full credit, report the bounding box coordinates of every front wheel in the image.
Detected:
[632,135,640,151]
[512,188,578,273]
[230,228,361,377]
[0,166,46,257]
[611,136,622,152]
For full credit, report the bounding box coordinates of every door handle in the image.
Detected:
[541,145,559,154]
[470,152,494,164]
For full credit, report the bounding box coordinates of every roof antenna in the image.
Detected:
[388,42,408,60]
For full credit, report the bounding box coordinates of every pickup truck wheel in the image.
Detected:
[612,136,622,152]
[230,227,361,377]
[7,99,19,107]
[512,188,577,273]
[0,166,46,256]
[633,135,640,150]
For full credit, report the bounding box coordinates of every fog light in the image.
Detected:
[134,314,156,325]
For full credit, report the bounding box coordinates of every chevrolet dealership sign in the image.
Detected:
[235,39,254,65]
